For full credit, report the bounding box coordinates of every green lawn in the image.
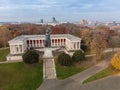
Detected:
[0,62,43,90]
[0,48,10,61]
[83,67,113,84]
[56,63,87,79]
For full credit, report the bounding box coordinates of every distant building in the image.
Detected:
[52,17,57,23]
[40,19,43,23]
[79,19,88,26]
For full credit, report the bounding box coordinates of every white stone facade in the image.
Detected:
[7,34,81,61]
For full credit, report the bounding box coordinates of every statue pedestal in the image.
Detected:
[43,48,53,58]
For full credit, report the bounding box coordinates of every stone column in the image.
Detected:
[19,45,21,53]
[61,39,62,46]
[34,40,36,47]
[74,42,76,50]
[29,40,31,47]
[76,42,77,50]
[22,44,24,53]
[28,40,30,47]
[57,39,59,46]
[54,39,55,46]
[79,42,80,49]
[56,39,58,46]
[10,45,12,54]
[51,39,53,46]
[62,39,63,46]
[34,40,37,47]
[36,40,37,47]
[59,39,61,46]
[31,40,32,47]
[14,45,16,54]
[31,40,34,47]
[42,40,44,47]
[17,45,20,53]
[38,40,40,47]
[12,45,14,54]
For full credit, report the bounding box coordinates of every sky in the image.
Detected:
[0,0,120,22]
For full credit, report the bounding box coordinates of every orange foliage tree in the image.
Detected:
[111,52,120,70]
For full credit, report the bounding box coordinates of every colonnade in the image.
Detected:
[26,38,66,48]
[9,37,81,55]
[26,38,81,51]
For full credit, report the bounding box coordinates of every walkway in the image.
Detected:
[37,58,111,90]
[67,58,110,84]
[78,75,120,90]
[0,60,22,64]
[43,58,56,80]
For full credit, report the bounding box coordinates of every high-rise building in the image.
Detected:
[52,17,57,23]
[40,19,43,23]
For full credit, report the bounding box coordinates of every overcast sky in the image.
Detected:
[0,0,120,22]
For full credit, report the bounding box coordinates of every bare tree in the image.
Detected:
[0,26,12,47]
[80,28,93,51]
[90,33,108,64]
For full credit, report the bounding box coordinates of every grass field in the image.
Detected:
[0,62,43,90]
[83,67,115,84]
[56,63,87,79]
[0,48,10,61]
[55,54,94,80]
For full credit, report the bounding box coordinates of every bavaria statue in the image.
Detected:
[44,27,51,48]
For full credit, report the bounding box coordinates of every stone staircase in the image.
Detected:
[43,58,56,80]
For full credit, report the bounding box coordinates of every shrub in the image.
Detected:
[81,44,88,52]
[111,52,120,70]
[72,50,85,62]
[22,50,39,64]
[58,52,72,66]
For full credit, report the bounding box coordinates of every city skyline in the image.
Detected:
[0,0,120,22]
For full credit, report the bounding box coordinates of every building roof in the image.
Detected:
[9,34,81,43]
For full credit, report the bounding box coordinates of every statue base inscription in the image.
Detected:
[43,48,53,58]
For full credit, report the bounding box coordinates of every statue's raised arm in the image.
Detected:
[44,27,51,48]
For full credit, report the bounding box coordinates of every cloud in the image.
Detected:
[81,4,93,9]
[0,0,120,22]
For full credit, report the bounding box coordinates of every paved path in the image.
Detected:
[37,58,111,90]
[67,58,110,84]
[43,58,56,80]
[0,60,22,64]
[78,75,120,90]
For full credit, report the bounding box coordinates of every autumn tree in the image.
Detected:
[111,52,120,70]
[0,26,12,47]
[95,25,110,32]
[90,33,108,64]
[80,28,92,51]
[79,19,88,26]
[59,23,81,37]
[109,36,120,51]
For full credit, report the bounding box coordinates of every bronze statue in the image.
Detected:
[44,27,51,47]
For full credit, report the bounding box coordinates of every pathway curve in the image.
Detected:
[37,58,110,90]
[67,58,110,84]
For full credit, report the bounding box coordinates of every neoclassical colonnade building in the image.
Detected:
[7,34,81,61]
